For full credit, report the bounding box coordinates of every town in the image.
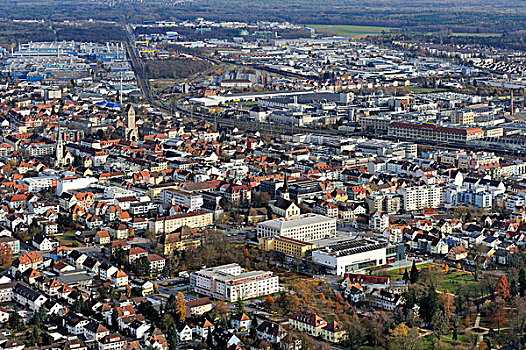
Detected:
[0,12,524,350]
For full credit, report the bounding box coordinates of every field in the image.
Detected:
[451,32,502,37]
[408,87,450,94]
[55,231,80,247]
[305,24,396,38]
[384,263,480,296]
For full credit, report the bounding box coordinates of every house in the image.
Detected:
[129,319,150,339]
[231,313,252,331]
[64,311,89,335]
[32,234,59,251]
[193,318,215,338]
[84,321,110,341]
[95,230,111,245]
[0,307,9,323]
[13,282,47,311]
[213,328,241,348]
[186,298,213,316]
[176,323,193,341]
[256,321,288,344]
[127,246,148,264]
[288,311,327,337]
[146,254,166,273]
[110,269,128,287]
[98,334,126,350]
[369,289,403,311]
[321,321,348,343]
[448,245,468,261]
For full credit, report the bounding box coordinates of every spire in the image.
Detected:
[55,120,64,167]
[282,171,290,200]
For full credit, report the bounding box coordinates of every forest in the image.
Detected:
[145,58,213,79]
[1,0,526,35]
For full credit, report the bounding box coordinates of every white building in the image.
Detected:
[190,263,280,301]
[311,240,387,276]
[256,214,336,242]
[397,185,444,211]
[369,212,389,232]
[159,188,203,211]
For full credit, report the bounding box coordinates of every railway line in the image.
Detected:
[123,26,526,159]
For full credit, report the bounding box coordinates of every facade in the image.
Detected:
[150,211,213,235]
[388,122,485,143]
[190,263,280,301]
[398,185,444,211]
[257,214,336,242]
[312,240,389,276]
[159,188,203,211]
[259,235,316,257]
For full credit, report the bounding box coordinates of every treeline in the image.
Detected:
[145,58,213,79]
[0,22,54,47]
[2,0,526,35]
[55,23,124,43]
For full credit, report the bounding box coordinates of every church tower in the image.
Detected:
[55,123,64,167]
[281,171,290,200]
[124,104,139,142]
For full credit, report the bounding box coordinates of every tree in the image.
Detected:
[264,294,274,307]
[431,310,449,338]
[410,260,419,284]
[489,298,507,333]
[419,287,439,324]
[519,268,526,297]
[389,323,422,350]
[439,291,454,321]
[403,268,409,282]
[175,292,186,323]
[495,274,511,300]
[344,314,365,349]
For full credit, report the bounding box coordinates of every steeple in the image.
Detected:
[282,171,290,200]
[55,121,64,167]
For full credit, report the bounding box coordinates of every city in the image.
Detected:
[0,2,525,350]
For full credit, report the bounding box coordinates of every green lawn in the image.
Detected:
[408,86,450,94]
[382,265,480,295]
[304,24,396,38]
[56,231,80,247]
[451,32,502,37]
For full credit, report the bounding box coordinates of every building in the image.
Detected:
[256,214,336,242]
[388,122,485,144]
[311,240,389,276]
[259,235,316,257]
[159,188,203,211]
[150,211,213,235]
[158,226,201,255]
[186,297,213,317]
[190,263,280,301]
[398,185,444,211]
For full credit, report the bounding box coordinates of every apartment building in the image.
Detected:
[256,214,336,242]
[259,235,316,257]
[150,210,213,235]
[190,263,280,302]
[159,188,203,211]
[397,185,444,211]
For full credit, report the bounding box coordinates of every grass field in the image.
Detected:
[451,32,502,37]
[56,231,80,247]
[408,87,450,94]
[305,24,396,38]
[383,264,480,295]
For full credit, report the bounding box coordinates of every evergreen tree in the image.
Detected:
[519,268,526,297]
[410,260,419,284]
[403,268,409,282]
[510,279,518,297]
